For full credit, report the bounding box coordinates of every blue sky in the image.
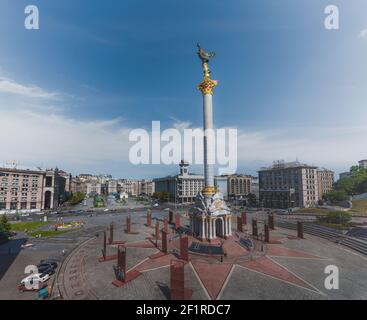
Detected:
[0,0,366,178]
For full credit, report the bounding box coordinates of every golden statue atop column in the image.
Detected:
[197,44,218,96]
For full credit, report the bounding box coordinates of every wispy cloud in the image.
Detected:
[236,126,367,173]
[358,29,367,39]
[0,76,59,100]
[172,119,192,131]
[0,103,365,177]
[0,108,131,169]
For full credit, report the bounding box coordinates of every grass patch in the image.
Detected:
[296,204,367,217]
[295,208,330,215]
[349,200,367,215]
[10,221,50,232]
[27,228,80,238]
[10,221,83,238]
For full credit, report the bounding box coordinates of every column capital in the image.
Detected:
[198,77,218,95]
[202,186,217,196]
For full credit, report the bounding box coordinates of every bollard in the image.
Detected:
[268,214,275,230]
[241,212,247,225]
[147,211,152,227]
[117,245,127,282]
[170,260,185,300]
[237,216,243,232]
[162,230,168,253]
[169,210,173,224]
[297,221,304,239]
[264,224,270,243]
[252,219,258,237]
[164,218,168,233]
[175,214,181,230]
[102,231,107,259]
[126,215,131,234]
[155,220,160,243]
[109,222,114,244]
[180,235,189,261]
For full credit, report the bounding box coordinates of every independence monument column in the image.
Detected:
[198,45,218,198]
[189,44,232,241]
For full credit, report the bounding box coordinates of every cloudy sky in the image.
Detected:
[0,0,366,178]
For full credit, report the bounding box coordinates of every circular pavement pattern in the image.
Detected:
[57,213,367,300]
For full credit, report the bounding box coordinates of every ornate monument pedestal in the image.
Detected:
[190,44,232,241]
[190,192,232,241]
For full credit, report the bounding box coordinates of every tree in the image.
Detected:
[69,192,86,205]
[60,192,72,204]
[0,215,11,235]
[323,189,349,203]
[318,211,351,225]
[153,192,170,203]
[246,193,257,206]
[333,167,367,196]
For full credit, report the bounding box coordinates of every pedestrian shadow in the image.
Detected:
[0,237,28,281]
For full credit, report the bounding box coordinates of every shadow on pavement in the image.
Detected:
[156,281,170,299]
[0,238,28,281]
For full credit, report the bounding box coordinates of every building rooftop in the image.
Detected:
[0,163,44,173]
[259,160,317,171]
[317,168,334,172]
[154,173,204,181]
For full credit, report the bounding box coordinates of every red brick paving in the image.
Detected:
[149,252,167,259]
[134,254,176,272]
[191,260,233,300]
[112,270,142,287]
[184,288,194,300]
[223,238,248,256]
[124,241,156,248]
[238,256,315,291]
[112,240,126,245]
[90,224,327,298]
[125,270,142,282]
[98,254,117,262]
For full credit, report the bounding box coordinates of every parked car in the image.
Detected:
[21,273,50,286]
[39,260,58,268]
[37,263,57,275]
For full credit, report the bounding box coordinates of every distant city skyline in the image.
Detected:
[0,1,366,178]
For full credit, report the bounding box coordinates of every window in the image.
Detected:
[45,176,53,187]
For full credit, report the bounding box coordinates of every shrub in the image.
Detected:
[323,190,349,203]
[69,192,86,205]
[318,211,351,225]
[0,215,11,241]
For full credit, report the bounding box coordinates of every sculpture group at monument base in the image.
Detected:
[189,191,232,241]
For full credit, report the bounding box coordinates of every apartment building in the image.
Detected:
[0,164,66,211]
[259,161,319,209]
[317,169,334,199]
